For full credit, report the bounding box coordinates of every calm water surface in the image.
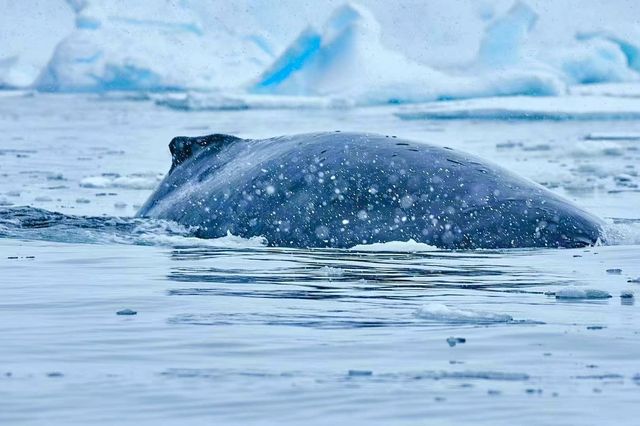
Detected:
[1,93,639,425]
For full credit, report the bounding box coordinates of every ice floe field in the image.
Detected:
[2,0,640,425]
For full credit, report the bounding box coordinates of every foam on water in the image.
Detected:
[0,206,265,248]
[602,220,640,246]
[350,239,439,253]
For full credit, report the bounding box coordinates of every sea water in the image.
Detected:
[1,92,639,425]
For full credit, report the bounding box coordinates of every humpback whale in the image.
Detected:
[138,132,603,249]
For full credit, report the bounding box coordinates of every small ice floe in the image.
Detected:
[116,309,137,316]
[415,303,515,324]
[348,370,373,377]
[627,277,640,284]
[114,202,127,209]
[620,290,634,299]
[79,176,111,188]
[34,196,53,202]
[446,337,466,347]
[554,286,611,300]
[80,174,162,190]
[46,372,64,378]
[208,231,267,248]
[350,239,439,252]
[75,198,90,204]
[318,266,345,278]
[606,268,622,274]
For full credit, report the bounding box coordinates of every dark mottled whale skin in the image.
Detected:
[137,132,603,249]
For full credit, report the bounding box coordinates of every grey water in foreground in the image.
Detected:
[1,94,640,425]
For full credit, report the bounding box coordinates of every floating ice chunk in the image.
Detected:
[155,91,343,111]
[620,290,634,299]
[415,304,514,324]
[79,176,111,188]
[116,308,137,316]
[446,336,466,347]
[80,174,161,190]
[348,370,373,377]
[112,176,160,190]
[555,286,611,299]
[318,266,345,278]
[350,239,439,253]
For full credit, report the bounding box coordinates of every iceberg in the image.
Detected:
[0,56,41,89]
[21,0,640,104]
[36,0,274,92]
[476,1,538,68]
[577,30,640,73]
[544,38,639,85]
[251,3,456,104]
[247,2,564,106]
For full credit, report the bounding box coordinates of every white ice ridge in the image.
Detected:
[396,95,640,121]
